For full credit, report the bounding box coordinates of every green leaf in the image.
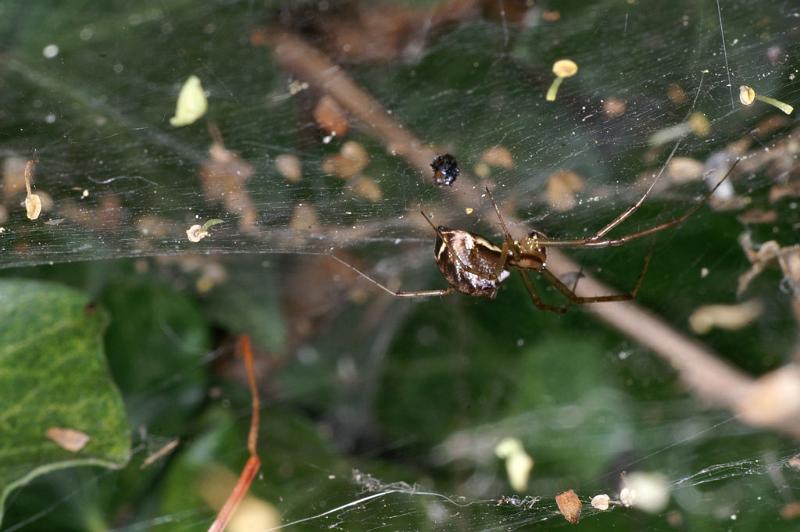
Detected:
[0,279,130,525]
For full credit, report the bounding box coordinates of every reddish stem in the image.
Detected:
[208,336,263,532]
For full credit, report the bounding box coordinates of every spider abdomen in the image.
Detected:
[434,228,510,298]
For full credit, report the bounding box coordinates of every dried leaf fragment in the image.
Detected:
[3,156,28,202]
[170,75,208,127]
[666,157,704,184]
[688,112,710,136]
[473,162,490,179]
[313,95,349,137]
[590,494,611,511]
[542,10,561,22]
[555,489,581,524]
[350,175,383,202]
[737,234,800,301]
[23,159,42,220]
[769,180,800,203]
[290,204,319,232]
[689,300,763,334]
[738,235,782,295]
[200,126,256,232]
[666,83,687,105]
[737,208,777,225]
[481,146,514,169]
[547,170,585,212]
[603,97,626,118]
[322,141,369,179]
[275,154,302,183]
[780,247,800,295]
[46,427,90,452]
[781,501,800,520]
[25,193,42,220]
[752,114,790,138]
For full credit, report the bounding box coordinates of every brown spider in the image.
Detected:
[332,159,739,313]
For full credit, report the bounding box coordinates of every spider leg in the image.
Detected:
[569,266,585,293]
[329,255,454,298]
[590,141,683,241]
[485,187,515,243]
[538,241,654,304]
[517,269,568,313]
[540,159,739,249]
[484,186,516,280]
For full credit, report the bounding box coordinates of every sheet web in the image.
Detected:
[2,0,800,530]
[1,0,795,268]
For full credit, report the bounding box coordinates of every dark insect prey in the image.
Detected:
[430,153,459,186]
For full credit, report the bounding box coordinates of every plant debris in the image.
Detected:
[739,85,794,115]
[45,427,90,453]
[481,146,514,169]
[170,75,208,126]
[200,124,257,232]
[555,489,582,524]
[494,437,534,492]
[23,159,42,220]
[275,154,302,183]
[546,169,585,211]
[689,300,763,334]
[186,219,223,243]
[590,494,611,511]
[546,59,578,101]
[314,95,349,137]
[323,141,370,179]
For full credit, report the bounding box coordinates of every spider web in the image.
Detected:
[2,0,800,530]
[2,0,795,267]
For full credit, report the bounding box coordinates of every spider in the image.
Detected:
[332,160,739,313]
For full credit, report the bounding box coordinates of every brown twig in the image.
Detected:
[140,438,180,469]
[208,336,262,532]
[264,28,800,437]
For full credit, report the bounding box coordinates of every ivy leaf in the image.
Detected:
[0,279,130,525]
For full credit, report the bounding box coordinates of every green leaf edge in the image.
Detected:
[0,279,132,526]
